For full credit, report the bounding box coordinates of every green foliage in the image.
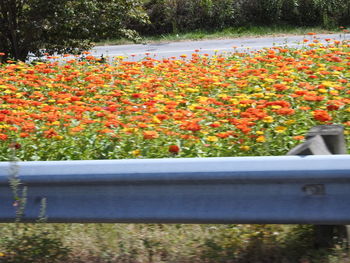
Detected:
[142,0,236,34]
[1,224,345,263]
[0,0,148,61]
[234,0,285,25]
[0,145,70,263]
[0,225,70,263]
[199,225,344,263]
[139,0,350,35]
[312,0,350,28]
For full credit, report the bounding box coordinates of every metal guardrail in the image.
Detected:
[287,124,349,248]
[1,155,350,223]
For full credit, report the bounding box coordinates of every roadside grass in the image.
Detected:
[96,25,343,46]
[1,223,350,263]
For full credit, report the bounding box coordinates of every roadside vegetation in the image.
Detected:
[124,0,350,45]
[0,0,147,61]
[0,0,350,262]
[1,223,350,263]
[1,0,350,60]
[0,37,349,262]
[0,38,349,160]
[97,25,342,46]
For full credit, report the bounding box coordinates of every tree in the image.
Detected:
[0,0,148,61]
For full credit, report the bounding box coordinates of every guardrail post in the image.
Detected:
[287,125,348,249]
[306,125,347,154]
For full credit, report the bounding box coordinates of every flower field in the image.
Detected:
[0,38,349,161]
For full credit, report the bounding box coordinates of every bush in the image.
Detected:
[139,0,350,35]
[140,0,236,34]
[0,225,70,263]
[199,225,343,263]
[0,0,148,61]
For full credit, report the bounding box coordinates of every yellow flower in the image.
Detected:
[152,116,161,124]
[256,136,266,143]
[275,126,287,133]
[131,149,141,157]
[206,136,218,142]
[254,87,262,92]
[253,92,264,98]
[263,116,274,123]
[330,91,339,96]
[271,105,281,109]
[321,81,334,87]
[189,104,199,111]
[318,89,327,93]
[198,96,208,103]
[284,120,296,125]
[122,128,136,133]
[240,145,250,151]
[186,88,199,93]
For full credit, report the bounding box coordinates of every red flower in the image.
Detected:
[168,145,180,154]
[9,142,21,149]
[326,100,344,111]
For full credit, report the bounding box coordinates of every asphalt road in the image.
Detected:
[91,33,350,61]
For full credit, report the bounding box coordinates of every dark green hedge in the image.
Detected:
[135,0,350,35]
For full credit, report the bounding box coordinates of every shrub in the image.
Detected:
[0,225,70,263]
[139,0,350,35]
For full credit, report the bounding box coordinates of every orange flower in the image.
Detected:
[256,136,266,143]
[20,132,30,138]
[143,131,159,139]
[0,133,8,140]
[43,128,58,138]
[180,121,201,132]
[274,108,295,116]
[272,83,287,91]
[313,110,332,122]
[70,126,84,133]
[293,135,304,140]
